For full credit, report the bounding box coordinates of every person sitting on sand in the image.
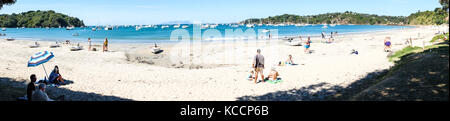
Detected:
[32,83,54,101]
[304,37,311,54]
[26,74,37,101]
[266,67,279,81]
[285,55,294,65]
[248,70,255,80]
[351,49,359,55]
[103,38,108,52]
[384,37,392,52]
[253,49,265,84]
[48,65,65,85]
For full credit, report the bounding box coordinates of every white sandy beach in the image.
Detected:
[0,25,447,101]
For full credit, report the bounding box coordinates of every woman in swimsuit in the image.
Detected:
[103,38,108,52]
[304,37,311,54]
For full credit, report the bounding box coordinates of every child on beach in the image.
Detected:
[304,37,311,54]
[248,70,255,80]
[285,55,294,65]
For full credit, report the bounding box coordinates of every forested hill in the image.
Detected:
[241,10,448,25]
[0,10,85,28]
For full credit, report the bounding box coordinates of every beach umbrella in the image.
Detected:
[27,51,54,80]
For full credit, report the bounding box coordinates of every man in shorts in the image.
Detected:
[253,49,265,84]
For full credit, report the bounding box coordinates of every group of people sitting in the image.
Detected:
[26,73,64,101]
[23,65,66,101]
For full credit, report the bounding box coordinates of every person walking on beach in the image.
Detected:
[384,37,392,52]
[305,37,311,54]
[88,38,92,51]
[103,38,108,52]
[253,49,265,84]
[26,74,37,101]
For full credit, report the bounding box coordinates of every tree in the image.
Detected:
[440,0,449,12]
[0,0,16,9]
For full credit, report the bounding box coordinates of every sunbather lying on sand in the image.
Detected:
[266,68,279,81]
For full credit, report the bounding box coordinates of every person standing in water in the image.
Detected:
[103,38,108,52]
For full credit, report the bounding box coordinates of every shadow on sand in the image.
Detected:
[0,77,133,101]
[237,43,449,101]
[236,70,389,101]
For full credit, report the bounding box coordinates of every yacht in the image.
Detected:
[173,24,180,28]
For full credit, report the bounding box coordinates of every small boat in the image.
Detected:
[45,27,50,30]
[231,24,239,28]
[2,28,6,31]
[322,25,328,29]
[286,41,302,46]
[66,26,75,30]
[201,24,209,29]
[92,28,97,31]
[173,24,180,28]
[29,42,40,48]
[104,26,113,30]
[70,44,83,51]
[135,26,142,31]
[246,24,255,28]
[6,38,15,41]
[161,25,169,29]
[181,25,189,28]
[262,29,270,33]
[49,42,61,48]
[151,43,163,54]
[209,24,218,28]
[72,33,79,36]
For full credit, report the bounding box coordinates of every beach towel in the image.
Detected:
[264,78,283,84]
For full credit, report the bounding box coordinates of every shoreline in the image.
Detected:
[1,25,447,101]
[1,25,416,44]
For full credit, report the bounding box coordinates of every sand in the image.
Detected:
[0,25,447,101]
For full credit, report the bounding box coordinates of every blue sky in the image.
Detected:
[0,0,442,25]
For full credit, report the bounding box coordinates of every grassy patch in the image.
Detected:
[388,46,423,62]
[388,43,449,62]
[430,33,449,43]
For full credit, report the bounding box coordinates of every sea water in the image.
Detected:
[1,24,412,44]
